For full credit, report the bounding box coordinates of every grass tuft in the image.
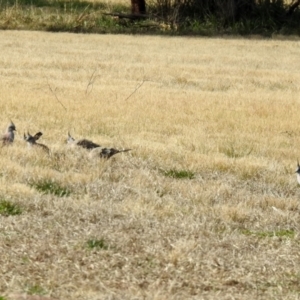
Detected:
[26,284,46,295]
[29,180,71,197]
[86,239,109,250]
[220,144,253,159]
[162,169,195,179]
[0,199,22,216]
[241,229,295,238]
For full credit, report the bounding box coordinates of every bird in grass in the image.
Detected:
[67,132,131,159]
[1,121,16,146]
[89,146,131,159]
[24,131,50,154]
[296,160,300,185]
[67,132,101,150]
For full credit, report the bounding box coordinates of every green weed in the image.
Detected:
[162,169,195,179]
[26,284,46,295]
[0,199,22,216]
[241,229,295,238]
[30,180,71,197]
[87,239,109,250]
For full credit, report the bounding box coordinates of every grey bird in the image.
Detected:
[89,146,131,159]
[67,132,101,150]
[296,160,300,185]
[67,132,131,159]
[24,131,50,153]
[1,121,16,145]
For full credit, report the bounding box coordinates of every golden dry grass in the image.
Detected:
[1,31,300,299]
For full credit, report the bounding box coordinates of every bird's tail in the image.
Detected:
[119,149,131,153]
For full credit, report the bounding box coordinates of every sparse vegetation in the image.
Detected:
[29,180,71,197]
[1,32,300,299]
[87,238,109,250]
[162,169,195,179]
[0,200,22,216]
[241,229,295,238]
[220,143,253,158]
[26,284,46,296]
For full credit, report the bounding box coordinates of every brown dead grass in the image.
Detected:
[1,31,300,299]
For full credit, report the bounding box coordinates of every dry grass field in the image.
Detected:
[1,31,300,300]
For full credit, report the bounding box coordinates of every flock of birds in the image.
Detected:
[0,121,131,159]
[2,120,300,184]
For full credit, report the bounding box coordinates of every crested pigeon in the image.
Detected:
[1,121,16,145]
[296,160,300,185]
[67,132,100,150]
[24,132,50,153]
[89,146,131,159]
[67,132,131,159]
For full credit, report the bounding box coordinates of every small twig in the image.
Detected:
[124,80,147,101]
[47,80,67,111]
[86,69,100,95]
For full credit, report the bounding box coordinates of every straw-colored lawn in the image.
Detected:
[1,31,300,300]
